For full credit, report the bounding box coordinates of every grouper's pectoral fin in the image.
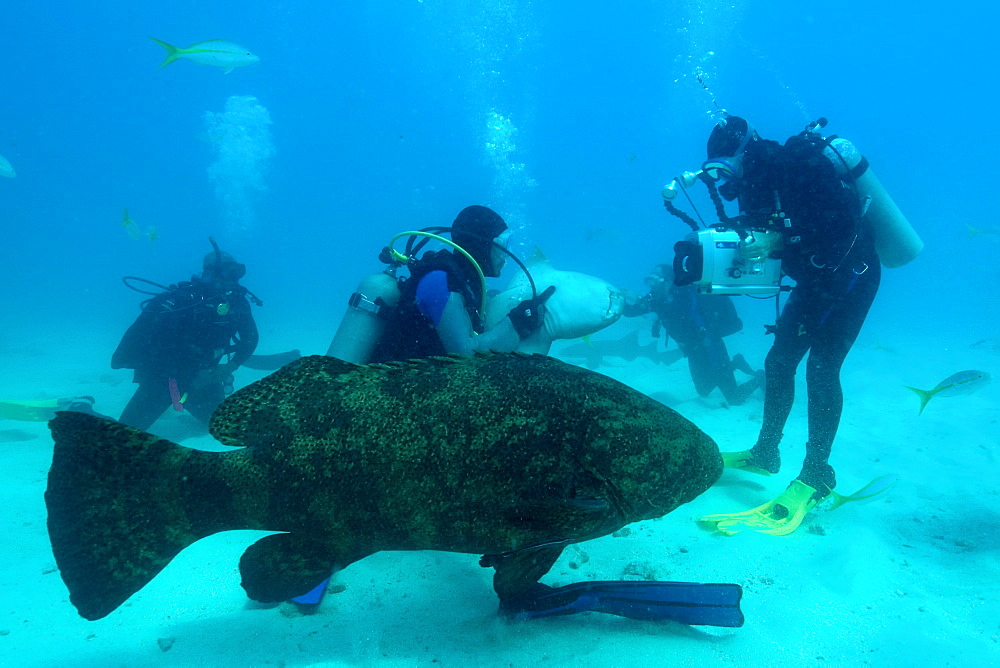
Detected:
[481,545,566,609]
[503,499,610,537]
[239,533,365,603]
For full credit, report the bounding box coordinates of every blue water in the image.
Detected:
[2,1,998,664]
[3,0,995,345]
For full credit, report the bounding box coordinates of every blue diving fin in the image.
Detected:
[291,578,330,614]
[512,580,744,627]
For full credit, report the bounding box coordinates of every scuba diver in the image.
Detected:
[624,263,763,405]
[111,238,260,431]
[686,114,893,533]
[296,205,555,615]
[328,205,555,365]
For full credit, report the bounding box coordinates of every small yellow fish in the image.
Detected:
[148,37,260,74]
[145,225,158,246]
[121,207,141,240]
[966,223,1000,239]
[904,370,991,414]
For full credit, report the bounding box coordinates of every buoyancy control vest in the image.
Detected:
[736,132,871,281]
[368,250,485,363]
[112,281,251,379]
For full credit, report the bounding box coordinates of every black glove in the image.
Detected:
[508,285,556,339]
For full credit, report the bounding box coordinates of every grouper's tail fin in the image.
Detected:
[46,412,221,620]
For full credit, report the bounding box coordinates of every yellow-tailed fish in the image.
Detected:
[148,37,259,74]
[822,474,899,512]
[121,207,141,240]
[965,224,1000,239]
[0,153,15,178]
[904,370,991,414]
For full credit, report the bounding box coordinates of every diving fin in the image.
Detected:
[698,479,820,536]
[291,577,330,615]
[699,475,898,536]
[511,580,744,627]
[0,396,95,422]
[721,449,774,476]
[242,350,303,371]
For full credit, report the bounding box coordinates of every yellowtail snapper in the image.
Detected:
[148,38,259,74]
[904,370,991,414]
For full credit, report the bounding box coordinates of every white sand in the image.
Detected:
[1,318,997,667]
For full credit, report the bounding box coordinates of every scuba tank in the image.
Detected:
[326,270,401,363]
[808,121,923,268]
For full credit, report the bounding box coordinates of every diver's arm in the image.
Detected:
[229,308,260,370]
[436,292,521,355]
[622,293,653,318]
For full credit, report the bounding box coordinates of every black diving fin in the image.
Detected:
[242,350,302,371]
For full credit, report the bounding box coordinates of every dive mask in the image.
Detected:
[702,156,743,183]
[494,229,514,251]
[702,120,756,184]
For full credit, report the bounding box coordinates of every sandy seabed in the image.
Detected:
[1,319,997,667]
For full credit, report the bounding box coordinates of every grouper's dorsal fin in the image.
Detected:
[209,352,552,449]
[209,355,358,448]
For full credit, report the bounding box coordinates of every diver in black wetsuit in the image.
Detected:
[112,244,259,431]
[624,263,763,405]
[706,115,881,497]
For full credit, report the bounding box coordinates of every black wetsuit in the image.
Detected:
[624,284,761,405]
[738,135,881,492]
[112,279,259,430]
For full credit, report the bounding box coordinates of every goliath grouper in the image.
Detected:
[46,352,722,621]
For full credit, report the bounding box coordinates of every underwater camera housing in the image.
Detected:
[673,229,782,295]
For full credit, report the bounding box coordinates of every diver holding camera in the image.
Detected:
[663,114,921,533]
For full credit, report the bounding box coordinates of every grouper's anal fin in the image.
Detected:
[239,533,364,602]
[482,545,566,608]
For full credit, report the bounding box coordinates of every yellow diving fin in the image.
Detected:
[698,475,898,537]
[0,397,95,422]
[698,480,820,536]
[720,449,773,477]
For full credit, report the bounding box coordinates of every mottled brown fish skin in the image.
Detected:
[209,353,721,557]
[46,352,721,620]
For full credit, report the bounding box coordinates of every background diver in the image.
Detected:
[692,114,909,534]
[624,262,763,405]
[111,239,260,431]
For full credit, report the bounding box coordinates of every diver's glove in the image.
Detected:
[508,285,556,339]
